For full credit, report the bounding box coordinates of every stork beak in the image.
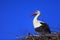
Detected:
[31,13,37,16]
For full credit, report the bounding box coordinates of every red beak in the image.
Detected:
[31,13,37,16]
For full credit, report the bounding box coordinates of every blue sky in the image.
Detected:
[0,0,60,39]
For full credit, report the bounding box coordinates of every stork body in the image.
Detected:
[32,10,51,34]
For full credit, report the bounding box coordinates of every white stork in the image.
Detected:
[31,10,51,34]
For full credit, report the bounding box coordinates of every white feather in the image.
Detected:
[33,10,43,28]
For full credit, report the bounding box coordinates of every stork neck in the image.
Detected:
[33,14,40,21]
[33,13,41,28]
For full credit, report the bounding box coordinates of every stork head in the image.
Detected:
[31,10,40,16]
